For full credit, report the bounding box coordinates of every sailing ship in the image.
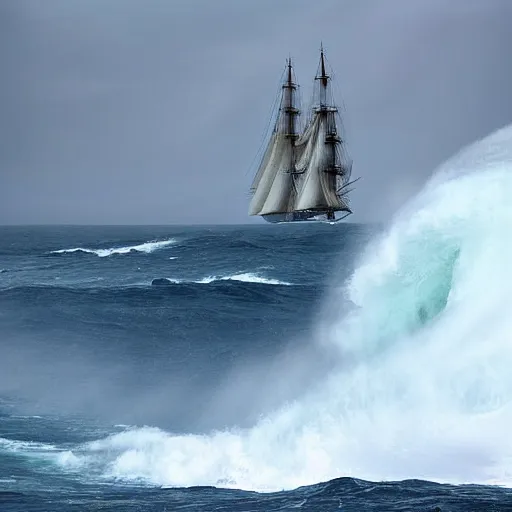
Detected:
[248,46,358,223]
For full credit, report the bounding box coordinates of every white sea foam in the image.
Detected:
[37,124,512,490]
[158,273,291,286]
[0,437,57,452]
[198,272,291,286]
[51,239,176,257]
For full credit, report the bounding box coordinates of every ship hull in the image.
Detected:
[262,210,350,223]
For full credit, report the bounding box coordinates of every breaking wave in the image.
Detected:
[49,239,176,257]
[152,272,292,286]
[16,125,512,492]
[0,437,57,453]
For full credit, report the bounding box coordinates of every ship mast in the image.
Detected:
[318,44,329,105]
[283,57,300,180]
[315,44,349,219]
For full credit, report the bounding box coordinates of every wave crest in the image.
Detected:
[152,273,291,287]
[49,239,176,257]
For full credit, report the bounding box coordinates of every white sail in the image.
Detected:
[248,133,292,216]
[294,114,343,211]
[250,133,276,196]
[249,59,299,216]
[259,142,294,215]
[249,133,282,215]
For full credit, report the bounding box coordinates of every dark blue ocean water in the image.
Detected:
[1,224,511,511]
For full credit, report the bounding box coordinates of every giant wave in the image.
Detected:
[48,124,512,490]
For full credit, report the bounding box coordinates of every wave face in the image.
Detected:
[51,125,512,491]
[0,222,369,441]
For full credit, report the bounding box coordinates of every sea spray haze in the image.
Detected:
[3,127,512,508]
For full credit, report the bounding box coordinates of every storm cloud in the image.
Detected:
[1,0,512,224]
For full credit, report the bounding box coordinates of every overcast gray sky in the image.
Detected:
[1,0,512,224]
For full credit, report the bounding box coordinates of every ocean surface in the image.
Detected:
[4,127,512,511]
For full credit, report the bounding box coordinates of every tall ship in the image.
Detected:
[248,46,358,223]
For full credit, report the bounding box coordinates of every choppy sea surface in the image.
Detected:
[5,125,512,510]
